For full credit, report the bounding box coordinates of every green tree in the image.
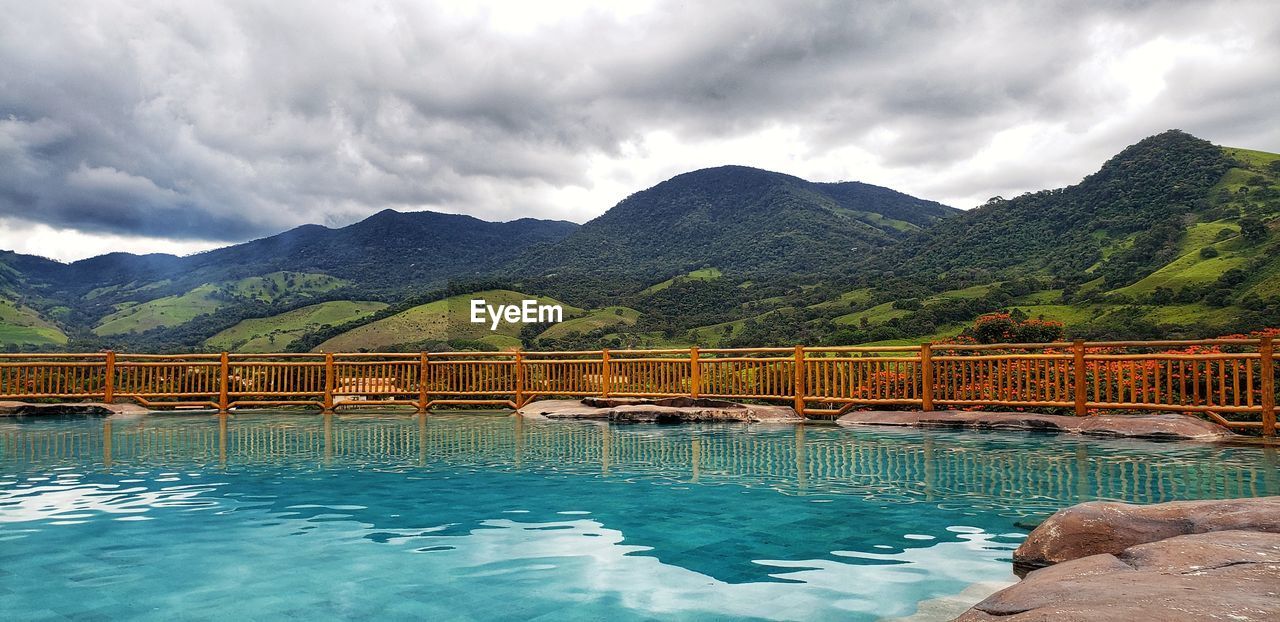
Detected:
[1240,217,1267,242]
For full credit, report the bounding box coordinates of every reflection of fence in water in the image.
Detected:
[1,417,1274,504]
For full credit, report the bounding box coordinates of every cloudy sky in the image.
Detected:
[2,0,1278,262]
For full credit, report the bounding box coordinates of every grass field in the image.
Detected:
[808,288,873,310]
[1225,146,1280,168]
[929,284,994,301]
[94,272,354,336]
[1113,253,1249,296]
[317,290,581,351]
[834,302,909,326]
[1006,304,1107,325]
[229,272,348,303]
[1146,303,1243,327]
[0,297,67,346]
[1179,221,1240,253]
[687,318,749,346]
[94,284,226,336]
[1111,226,1251,297]
[206,300,387,352]
[478,334,523,350]
[857,324,964,347]
[1012,290,1063,304]
[829,285,994,327]
[838,209,920,233]
[536,306,640,341]
[640,267,722,295]
[1245,256,1280,299]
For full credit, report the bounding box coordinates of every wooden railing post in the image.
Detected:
[920,343,934,411]
[218,352,229,413]
[1073,340,1087,416]
[103,350,116,404]
[793,345,805,417]
[1262,335,1275,437]
[601,348,611,398]
[418,352,429,414]
[322,352,335,413]
[688,347,699,399]
[514,350,525,407]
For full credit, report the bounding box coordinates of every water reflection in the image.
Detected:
[2,412,1276,509]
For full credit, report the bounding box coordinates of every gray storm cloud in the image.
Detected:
[0,0,1277,245]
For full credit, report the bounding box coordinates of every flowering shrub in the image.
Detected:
[965,312,1065,344]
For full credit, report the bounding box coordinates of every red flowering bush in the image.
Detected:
[965,312,1065,344]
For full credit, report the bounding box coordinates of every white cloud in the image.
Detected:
[0,0,1277,260]
[0,218,220,263]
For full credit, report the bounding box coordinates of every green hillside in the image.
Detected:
[513,165,957,304]
[228,272,348,303]
[0,297,67,347]
[834,302,908,326]
[640,268,722,295]
[206,301,387,352]
[94,284,226,336]
[93,272,351,336]
[317,290,581,352]
[535,306,640,342]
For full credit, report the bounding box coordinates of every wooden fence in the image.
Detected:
[0,337,1274,435]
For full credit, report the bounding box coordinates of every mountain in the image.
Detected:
[873,130,1234,283]
[793,130,1280,346]
[526,130,1278,350]
[511,165,957,288]
[0,210,578,349]
[2,133,1278,353]
[83,210,577,300]
[2,209,578,308]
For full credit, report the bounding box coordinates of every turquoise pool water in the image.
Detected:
[1,412,1276,621]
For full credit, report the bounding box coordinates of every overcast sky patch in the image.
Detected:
[1,0,1278,261]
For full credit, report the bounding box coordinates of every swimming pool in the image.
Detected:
[1,412,1276,620]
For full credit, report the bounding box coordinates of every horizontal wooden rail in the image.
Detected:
[0,337,1274,434]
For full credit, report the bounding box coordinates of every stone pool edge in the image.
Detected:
[516,397,803,423]
[837,410,1236,441]
[0,401,152,417]
[953,496,1280,621]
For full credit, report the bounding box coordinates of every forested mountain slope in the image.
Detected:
[511,165,957,299]
[871,130,1233,284]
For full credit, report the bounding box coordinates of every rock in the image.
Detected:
[0,401,149,417]
[517,398,802,423]
[955,530,1280,621]
[582,396,738,409]
[1013,496,1280,571]
[1073,414,1231,440]
[836,410,1233,441]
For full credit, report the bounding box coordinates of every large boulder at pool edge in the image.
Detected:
[518,398,802,423]
[954,530,1280,621]
[1013,496,1280,570]
[836,410,1233,440]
